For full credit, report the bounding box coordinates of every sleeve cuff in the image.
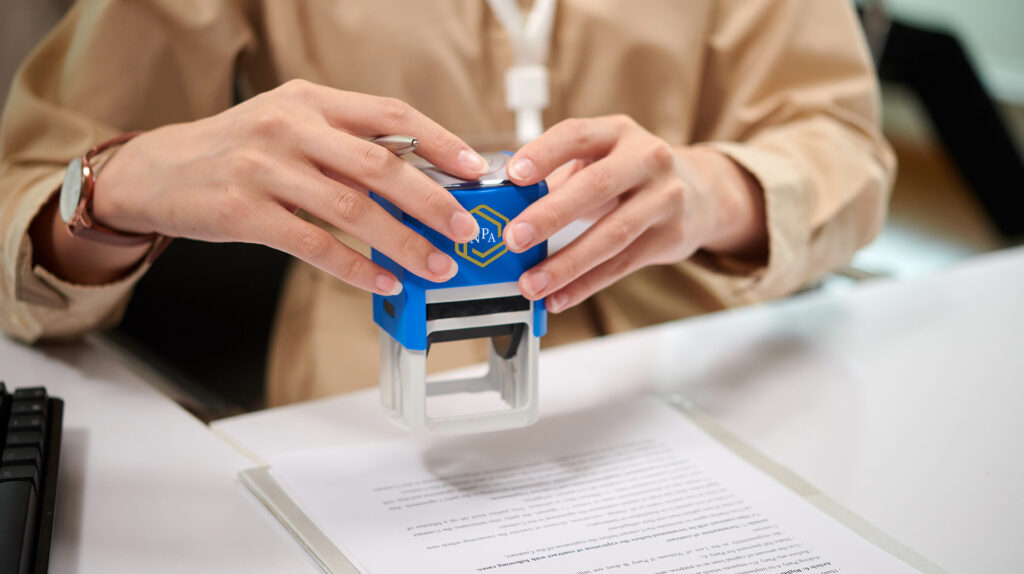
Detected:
[3,171,150,341]
[683,141,812,306]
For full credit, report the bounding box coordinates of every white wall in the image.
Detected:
[880,0,1024,104]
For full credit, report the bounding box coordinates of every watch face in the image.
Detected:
[59,157,83,224]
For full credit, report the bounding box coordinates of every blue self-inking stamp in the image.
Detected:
[371,153,547,434]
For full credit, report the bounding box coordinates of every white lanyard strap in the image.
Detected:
[485,0,557,145]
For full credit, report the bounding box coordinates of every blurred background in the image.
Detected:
[850,0,1024,277]
[2,0,1022,417]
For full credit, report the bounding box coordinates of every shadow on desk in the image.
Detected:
[103,240,290,418]
[52,427,87,574]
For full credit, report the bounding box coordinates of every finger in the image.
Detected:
[504,153,650,253]
[320,166,369,195]
[545,159,587,192]
[281,171,460,283]
[516,187,660,301]
[545,231,663,314]
[303,127,479,243]
[258,209,403,296]
[550,160,618,222]
[507,117,623,185]
[302,84,490,179]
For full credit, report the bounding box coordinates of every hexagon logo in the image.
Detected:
[456,204,509,267]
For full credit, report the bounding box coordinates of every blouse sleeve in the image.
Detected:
[0,0,254,341]
[683,0,896,305]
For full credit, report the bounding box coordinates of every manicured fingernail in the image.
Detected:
[522,270,550,298]
[505,222,535,252]
[508,158,535,181]
[375,274,402,296]
[548,293,568,313]
[428,252,458,280]
[450,211,479,242]
[458,149,488,175]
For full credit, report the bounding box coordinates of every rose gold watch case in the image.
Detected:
[59,132,159,247]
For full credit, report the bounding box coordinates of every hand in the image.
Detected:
[502,115,766,313]
[89,79,489,293]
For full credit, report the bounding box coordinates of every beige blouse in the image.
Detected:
[0,0,895,406]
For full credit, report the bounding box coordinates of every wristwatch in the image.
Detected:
[58,131,160,246]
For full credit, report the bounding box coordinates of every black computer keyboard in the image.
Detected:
[0,384,63,574]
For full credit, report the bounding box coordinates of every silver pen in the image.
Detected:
[371,135,419,156]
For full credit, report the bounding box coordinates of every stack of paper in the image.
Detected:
[246,397,933,573]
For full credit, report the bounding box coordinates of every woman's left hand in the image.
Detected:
[503,115,766,313]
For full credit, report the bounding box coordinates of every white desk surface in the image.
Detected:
[0,335,313,572]
[214,246,1024,574]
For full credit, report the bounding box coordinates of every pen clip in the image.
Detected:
[370,135,419,156]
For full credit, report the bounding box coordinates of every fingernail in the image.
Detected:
[375,274,402,296]
[505,222,535,252]
[450,211,479,242]
[428,252,458,280]
[508,158,535,181]
[522,270,550,298]
[548,293,568,313]
[458,149,488,175]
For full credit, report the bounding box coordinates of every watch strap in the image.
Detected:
[68,131,163,247]
[86,131,144,161]
[69,223,159,246]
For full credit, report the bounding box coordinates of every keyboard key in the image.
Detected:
[0,465,40,493]
[5,431,44,451]
[13,387,46,400]
[0,480,38,574]
[0,385,61,574]
[8,415,45,432]
[11,399,47,416]
[1,448,41,469]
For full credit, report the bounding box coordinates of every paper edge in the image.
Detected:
[240,467,360,574]
[668,396,947,574]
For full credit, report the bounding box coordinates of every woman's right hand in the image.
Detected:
[89,79,487,295]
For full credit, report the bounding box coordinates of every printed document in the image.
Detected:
[269,397,920,573]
